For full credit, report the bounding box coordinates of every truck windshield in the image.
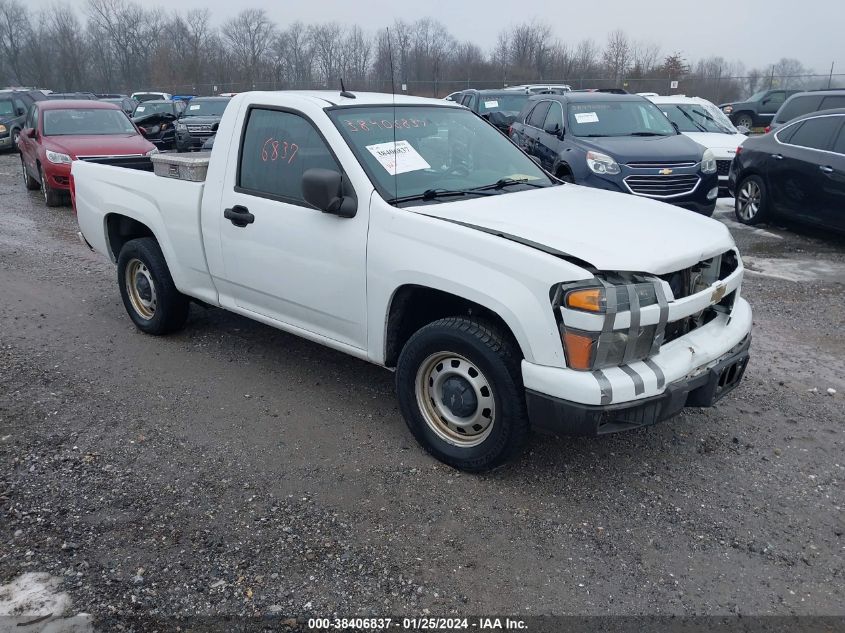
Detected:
[478,94,530,114]
[43,109,137,136]
[328,105,555,204]
[568,100,677,137]
[133,102,173,117]
[0,100,14,116]
[182,99,230,116]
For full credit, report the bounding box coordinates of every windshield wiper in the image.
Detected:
[630,131,669,136]
[390,188,498,204]
[472,177,547,191]
[675,108,708,133]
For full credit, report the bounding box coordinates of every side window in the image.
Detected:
[460,94,473,107]
[14,98,26,115]
[765,91,786,107]
[543,102,564,131]
[775,96,821,123]
[27,106,37,129]
[833,124,845,155]
[527,101,551,128]
[820,95,845,110]
[786,116,841,151]
[237,108,340,205]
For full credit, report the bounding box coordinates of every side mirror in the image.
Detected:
[302,168,357,218]
[544,122,563,137]
[210,122,219,132]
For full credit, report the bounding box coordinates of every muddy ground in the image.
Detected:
[0,151,843,625]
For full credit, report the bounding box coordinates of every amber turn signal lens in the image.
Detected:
[565,288,604,313]
[563,331,596,371]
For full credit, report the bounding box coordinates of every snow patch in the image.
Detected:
[0,573,92,632]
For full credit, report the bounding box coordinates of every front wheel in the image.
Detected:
[733,113,754,130]
[39,165,63,207]
[21,155,39,190]
[117,237,190,335]
[735,174,769,225]
[396,317,529,472]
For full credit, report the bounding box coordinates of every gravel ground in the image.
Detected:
[0,151,843,625]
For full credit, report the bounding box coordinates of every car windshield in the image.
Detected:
[0,99,14,116]
[329,105,556,204]
[133,93,165,102]
[43,108,137,136]
[567,99,676,137]
[659,103,737,134]
[182,99,230,117]
[748,91,767,102]
[478,94,530,114]
[133,102,173,117]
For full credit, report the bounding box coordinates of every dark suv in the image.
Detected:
[719,89,799,129]
[769,89,845,132]
[455,90,533,133]
[510,93,719,215]
[0,89,45,152]
[174,96,231,151]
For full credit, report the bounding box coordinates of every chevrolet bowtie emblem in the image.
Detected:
[710,284,726,303]
[659,168,673,175]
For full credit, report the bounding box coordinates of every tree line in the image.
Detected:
[0,0,838,103]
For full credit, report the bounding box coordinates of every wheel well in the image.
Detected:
[106,214,155,260]
[384,285,522,367]
[555,163,572,178]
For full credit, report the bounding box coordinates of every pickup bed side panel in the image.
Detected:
[366,199,594,367]
[73,160,219,305]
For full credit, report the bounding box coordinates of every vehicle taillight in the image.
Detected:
[69,173,77,214]
[736,146,742,155]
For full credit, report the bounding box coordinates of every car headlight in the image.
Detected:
[145,148,159,156]
[722,105,733,114]
[555,281,662,371]
[586,150,620,175]
[0,124,7,134]
[45,150,72,164]
[701,149,717,174]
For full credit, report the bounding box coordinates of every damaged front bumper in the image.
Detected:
[525,334,750,436]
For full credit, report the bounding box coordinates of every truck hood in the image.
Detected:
[46,134,153,157]
[575,133,704,164]
[413,184,734,275]
[681,131,746,156]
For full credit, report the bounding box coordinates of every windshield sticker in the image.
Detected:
[365,140,431,175]
[574,112,599,124]
[189,104,200,110]
[484,100,499,108]
[261,138,298,164]
[135,106,145,112]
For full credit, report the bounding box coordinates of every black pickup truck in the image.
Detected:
[719,89,799,129]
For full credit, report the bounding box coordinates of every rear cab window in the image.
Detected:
[236,107,340,206]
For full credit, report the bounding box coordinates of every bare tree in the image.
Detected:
[0,0,31,84]
[276,22,313,87]
[223,8,275,88]
[602,29,631,87]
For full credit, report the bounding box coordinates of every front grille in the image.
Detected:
[624,174,700,198]
[716,160,731,176]
[186,125,214,137]
[626,160,697,168]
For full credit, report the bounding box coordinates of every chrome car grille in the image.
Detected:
[625,160,697,168]
[186,125,214,136]
[624,174,700,198]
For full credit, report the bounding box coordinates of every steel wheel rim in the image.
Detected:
[737,115,753,129]
[415,352,495,448]
[13,130,20,148]
[125,258,157,320]
[737,180,761,221]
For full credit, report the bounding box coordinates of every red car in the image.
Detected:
[18,100,156,207]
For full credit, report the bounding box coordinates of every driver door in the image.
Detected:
[760,91,787,122]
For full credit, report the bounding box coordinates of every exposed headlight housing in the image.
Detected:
[45,149,72,164]
[556,281,663,371]
[722,105,734,114]
[586,150,620,175]
[701,149,717,174]
[0,124,7,134]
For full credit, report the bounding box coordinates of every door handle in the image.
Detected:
[224,205,255,227]
[819,165,834,174]
[771,154,783,160]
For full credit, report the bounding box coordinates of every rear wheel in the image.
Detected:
[21,155,39,190]
[39,165,63,207]
[735,175,769,225]
[117,237,190,335]
[396,317,529,472]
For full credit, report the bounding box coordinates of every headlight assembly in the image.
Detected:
[45,150,72,164]
[586,150,620,175]
[701,149,717,174]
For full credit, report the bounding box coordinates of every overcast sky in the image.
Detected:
[34,0,845,74]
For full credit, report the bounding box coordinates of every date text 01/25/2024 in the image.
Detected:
[306,617,528,630]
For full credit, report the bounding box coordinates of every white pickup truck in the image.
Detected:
[73,90,752,472]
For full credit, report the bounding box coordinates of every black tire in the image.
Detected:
[733,112,754,130]
[396,317,529,472]
[21,155,39,190]
[39,165,63,207]
[734,174,769,225]
[117,237,190,335]
[11,128,21,153]
[557,169,575,184]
